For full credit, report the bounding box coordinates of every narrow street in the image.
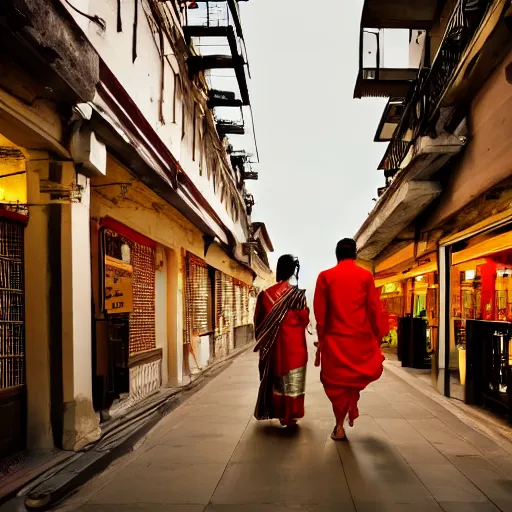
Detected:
[54,348,512,512]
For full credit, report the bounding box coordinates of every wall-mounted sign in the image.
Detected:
[105,255,133,314]
[382,283,398,295]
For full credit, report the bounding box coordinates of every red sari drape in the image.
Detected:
[254,282,309,424]
[314,260,388,425]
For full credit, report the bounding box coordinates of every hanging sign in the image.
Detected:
[105,255,133,314]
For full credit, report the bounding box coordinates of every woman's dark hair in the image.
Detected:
[276,254,300,283]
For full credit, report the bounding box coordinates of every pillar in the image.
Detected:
[24,153,54,451]
[155,245,169,386]
[167,248,183,385]
[60,166,100,450]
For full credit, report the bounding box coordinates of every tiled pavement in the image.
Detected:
[53,349,512,512]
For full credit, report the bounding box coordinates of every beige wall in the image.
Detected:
[427,51,512,228]
[91,156,253,285]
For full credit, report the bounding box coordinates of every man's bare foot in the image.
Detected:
[331,424,347,441]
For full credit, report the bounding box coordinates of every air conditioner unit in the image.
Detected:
[70,127,107,177]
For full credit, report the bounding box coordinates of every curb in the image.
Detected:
[384,360,512,455]
[10,345,252,511]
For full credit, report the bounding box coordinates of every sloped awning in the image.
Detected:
[375,256,438,287]
[356,181,442,261]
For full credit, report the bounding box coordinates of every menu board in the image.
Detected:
[105,255,133,314]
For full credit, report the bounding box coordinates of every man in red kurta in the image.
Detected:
[314,239,388,440]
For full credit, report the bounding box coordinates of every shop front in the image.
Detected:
[184,251,255,374]
[0,138,29,459]
[441,220,512,415]
[377,263,438,372]
[92,217,161,420]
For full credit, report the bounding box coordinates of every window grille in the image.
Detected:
[0,219,25,390]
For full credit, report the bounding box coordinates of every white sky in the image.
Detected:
[236,0,390,295]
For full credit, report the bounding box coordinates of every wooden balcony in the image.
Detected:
[354,68,418,99]
[216,120,245,136]
[184,6,250,106]
[361,0,445,29]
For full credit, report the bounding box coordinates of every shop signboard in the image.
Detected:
[105,255,133,314]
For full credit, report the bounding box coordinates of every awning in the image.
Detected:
[375,243,415,274]
[356,181,442,261]
[375,257,438,288]
[452,230,512,266]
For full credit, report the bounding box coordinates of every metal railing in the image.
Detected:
[380,0,492,172]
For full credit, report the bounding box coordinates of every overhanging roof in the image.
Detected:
[355,180,442,260]
[361,0,445,28]
[251,222,274,253]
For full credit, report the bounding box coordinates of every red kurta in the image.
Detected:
[255,282,309,424]
[314,260,388,425]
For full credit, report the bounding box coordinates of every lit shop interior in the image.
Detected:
[448,223,512,416]
[378,267,439,372]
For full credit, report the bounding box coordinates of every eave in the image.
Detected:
[360,0,445,29]
[356,180,441,261]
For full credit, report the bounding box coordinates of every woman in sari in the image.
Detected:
[253,255,309,427]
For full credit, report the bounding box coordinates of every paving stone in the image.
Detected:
[210,460,354,507]
[77,506,205,512]
[410,464,488,503]
[88,463,226,505]
[438,502,500,511]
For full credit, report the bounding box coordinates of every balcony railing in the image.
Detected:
[184,1,250,106]
[379,0,492,172]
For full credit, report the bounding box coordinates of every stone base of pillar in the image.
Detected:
[62,395,101,451]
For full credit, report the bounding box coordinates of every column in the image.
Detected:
[167,248,183,385]
[60,165,100,450]
[24,153,54,451]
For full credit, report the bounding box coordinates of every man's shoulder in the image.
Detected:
[356,264,373,277]
[318,266,337,280]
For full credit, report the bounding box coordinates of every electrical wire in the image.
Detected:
[62,0,106,30]
[249,104,259,163]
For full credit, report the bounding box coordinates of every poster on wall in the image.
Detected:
[105,255,133,314]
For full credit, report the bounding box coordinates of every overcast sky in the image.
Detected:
[237,0,389,294]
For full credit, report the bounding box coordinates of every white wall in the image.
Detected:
[61,0,247,243]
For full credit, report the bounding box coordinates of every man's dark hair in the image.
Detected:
[276,254,299,282]
[336,238,357,261]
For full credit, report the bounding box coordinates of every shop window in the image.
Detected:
[215,271,234,334]
[233,280,251,328]
[0,219,25,390]
[103,228,156,354]
[185,253,213,338]
[129,243,156,354]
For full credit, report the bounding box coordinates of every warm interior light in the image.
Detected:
[465,270,476,281]
[416,275,424,282]
[0,187,4,202]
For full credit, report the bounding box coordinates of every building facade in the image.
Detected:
[353,0,512,417]
[0,0,272,465]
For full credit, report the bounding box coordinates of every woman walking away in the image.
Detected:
[253,255,310,427]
